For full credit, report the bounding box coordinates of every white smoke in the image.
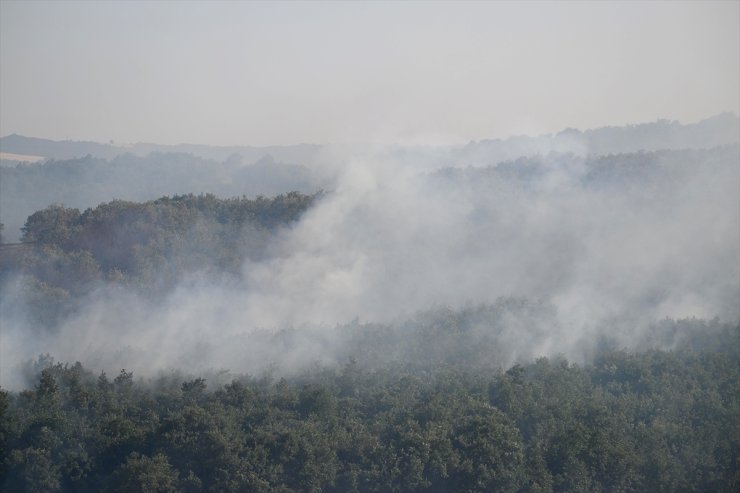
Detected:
[1,142,738,389]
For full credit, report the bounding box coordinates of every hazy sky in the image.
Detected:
[1,1,738,146]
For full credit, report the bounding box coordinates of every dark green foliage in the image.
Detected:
[19,191,317,278]
[5,192,318,325]
[106,452,180,493]
[0,151,322,244]
[2,337,738,492]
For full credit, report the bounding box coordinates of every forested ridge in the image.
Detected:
[1,333,738,492]
[0,152,322,243]
[1,192,318,326]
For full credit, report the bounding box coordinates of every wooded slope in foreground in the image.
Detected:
[2,332,738,492]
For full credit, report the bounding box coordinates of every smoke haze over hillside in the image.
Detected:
[1,113,737,243]
[1,137,737,388]
[0,1,739,390]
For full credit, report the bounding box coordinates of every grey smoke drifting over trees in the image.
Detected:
[1,113,737,242]
[0,117,738,388]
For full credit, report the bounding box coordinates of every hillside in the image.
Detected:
[0,133,323,165]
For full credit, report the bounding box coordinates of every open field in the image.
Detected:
[0,151,45,163]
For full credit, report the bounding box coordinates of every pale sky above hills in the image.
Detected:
[1,1,738,146]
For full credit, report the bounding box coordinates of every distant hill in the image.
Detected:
[0,134,122,160]
[128,141,323,166]
[0,134,324,166]
[0,152,325,242]
[2,114,737,166]
[455,113,740,165]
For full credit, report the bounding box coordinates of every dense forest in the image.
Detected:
[1,331,738,492]
[1,192,318,327]
[1,190,738,491]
